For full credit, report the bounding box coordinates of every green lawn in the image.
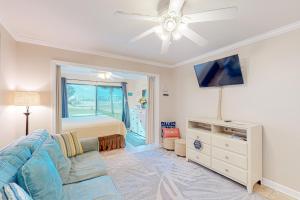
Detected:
[68,105,122,120]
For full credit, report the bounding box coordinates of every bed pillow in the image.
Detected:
[17,149,64,200]
[3,183,33,200]
[53,132,83,157]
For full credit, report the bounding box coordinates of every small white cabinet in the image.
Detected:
[186,118,262,193]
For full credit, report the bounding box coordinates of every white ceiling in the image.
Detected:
[0,0,300,66]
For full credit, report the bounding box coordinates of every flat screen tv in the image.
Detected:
[194,54,244,87]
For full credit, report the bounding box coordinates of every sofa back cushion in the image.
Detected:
[0,147,32,191]
[0,160,18,192]
[0,129,49,191]
[16,129,49,153]
[17,149,64,200]
[53,132,83,157]
[41,137,71,184]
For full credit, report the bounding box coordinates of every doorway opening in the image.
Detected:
[52,63,158,149]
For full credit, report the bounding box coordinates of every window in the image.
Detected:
[67,83,123,120]
[67,84,96,117]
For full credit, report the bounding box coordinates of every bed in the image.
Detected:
[62,116,127,151]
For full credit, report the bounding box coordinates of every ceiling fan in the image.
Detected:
[97,71,123,80]
[115,0,238,54]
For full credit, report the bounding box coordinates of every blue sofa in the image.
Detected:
[0,129,122,200]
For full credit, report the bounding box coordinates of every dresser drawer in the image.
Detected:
[212,134,247,155]
[187,149,211,168]
[212,159,247,185]
[187,138,211,155]
[212,147,247,169]
[187,130,211,144]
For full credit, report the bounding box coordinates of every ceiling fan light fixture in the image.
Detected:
[172,31,182,40]
[98,72,112,80]
[98,73,105,79]
[164,19,177,32]
[178,23,187,31]
[155,26,169,41]
[160,32,170,41]
[155,26,163,35]
[105,72,112,79]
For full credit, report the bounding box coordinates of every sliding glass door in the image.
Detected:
[67,83,123,120]
[96,86,123,120]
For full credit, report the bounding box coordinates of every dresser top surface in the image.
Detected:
[187,118,261,129]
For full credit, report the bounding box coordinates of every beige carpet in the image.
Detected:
[102,148,266,200]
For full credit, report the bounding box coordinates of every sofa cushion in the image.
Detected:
[3,183,33,200]
[16,129,49,153]
[53,132,83,157]
[0,147,32,190]
[64,151,107,184]
[41,138,71,184]
[80,138,99,153]
[63,176,122,200]
[0,146,32,164]
[0,160,18,192]
[17,149,64,200]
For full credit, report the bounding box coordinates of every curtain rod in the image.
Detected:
[66,78,127,84]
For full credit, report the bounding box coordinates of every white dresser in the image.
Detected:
[186,118,262,193]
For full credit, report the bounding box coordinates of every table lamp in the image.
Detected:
[14,91,40,135]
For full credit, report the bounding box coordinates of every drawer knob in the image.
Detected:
[225,143,229,147]
[193,140,202,150]
[225,156,229,160]
[225,169,229,172]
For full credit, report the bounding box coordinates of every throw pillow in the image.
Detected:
[0,190,7,200]
[17,149,64,200]
[0,160,18,190]
[162,128,180,138]
[42,138,71,184]
[161,121,176,137]
[3,183,33,200]
[53,132,83,157]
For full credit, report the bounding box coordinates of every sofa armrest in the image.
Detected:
[80,137,99,153]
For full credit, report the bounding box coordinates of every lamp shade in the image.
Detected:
[14,91,40,106]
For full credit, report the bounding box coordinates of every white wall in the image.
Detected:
[127,78,148,109]
[0,24,17,148]
[173,29,300,192]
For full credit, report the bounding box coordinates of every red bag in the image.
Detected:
[162,128,180,138]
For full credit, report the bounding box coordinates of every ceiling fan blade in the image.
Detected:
[115,11,159,22]
[183,6,238,23]
[161,35,171,54]
[180,26,207,46]
[169,0,185,15]
[130,26,158,43]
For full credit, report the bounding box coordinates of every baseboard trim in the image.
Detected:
[262,178,300,200]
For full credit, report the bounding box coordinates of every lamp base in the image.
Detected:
[24,106,30,136]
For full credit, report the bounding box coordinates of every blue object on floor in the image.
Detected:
[126,131,146,147]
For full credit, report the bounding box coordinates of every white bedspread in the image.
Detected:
[62,116,127,139]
